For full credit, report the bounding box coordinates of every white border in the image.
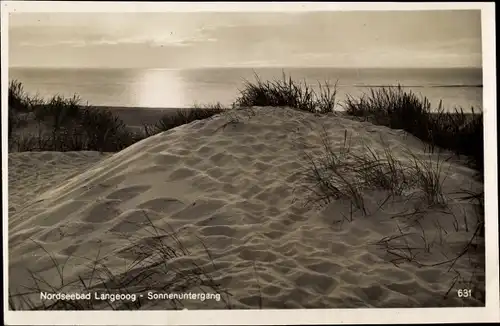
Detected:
[2,2,498,325]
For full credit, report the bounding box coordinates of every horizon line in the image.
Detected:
[9,65,483,70]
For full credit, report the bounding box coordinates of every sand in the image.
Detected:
[8,107,485,310]
[8,151,111,215]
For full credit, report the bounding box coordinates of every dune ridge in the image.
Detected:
[8,107,484,309]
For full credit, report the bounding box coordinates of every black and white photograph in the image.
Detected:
[3,1,498,325]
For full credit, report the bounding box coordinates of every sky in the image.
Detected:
[9,10,482,69]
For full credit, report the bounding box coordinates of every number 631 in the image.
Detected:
[457,289,472,298]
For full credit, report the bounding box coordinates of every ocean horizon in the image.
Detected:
[9,66,483,112]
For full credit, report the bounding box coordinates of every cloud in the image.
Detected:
[9,11,482,68]
[223,60,282,67]
[18,40,87,47]
[12,25,218,49]
[147,34,218,48]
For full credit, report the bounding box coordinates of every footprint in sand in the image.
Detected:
[137,197,187,214]
[106,185,151,201]
[83,199,122,223]
[108,209,163,233]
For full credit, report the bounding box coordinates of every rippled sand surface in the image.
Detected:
[8,107,484,310]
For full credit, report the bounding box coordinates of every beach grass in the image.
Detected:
[9,77,484,176]
[234,71,337,114]
[7,81,223,152]
[300,128,472,213]
[300,128,484,301]
[7,75,485,309]
[9,212,231,310]
[342,86,483,178]
[232,75,482,178]
[142,104,224,137]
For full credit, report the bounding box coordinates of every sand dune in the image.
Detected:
[8,107,484,310]
[8,151,110,215]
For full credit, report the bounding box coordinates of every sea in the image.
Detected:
[9,67,483,112]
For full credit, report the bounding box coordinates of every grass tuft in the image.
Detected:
[342,86,483,178]
[300,128,484,303]
[143,105,223,137]
[234,71,337,114]
[9,211,231,310]
[8,81,223,153]
[300,128,367,214]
